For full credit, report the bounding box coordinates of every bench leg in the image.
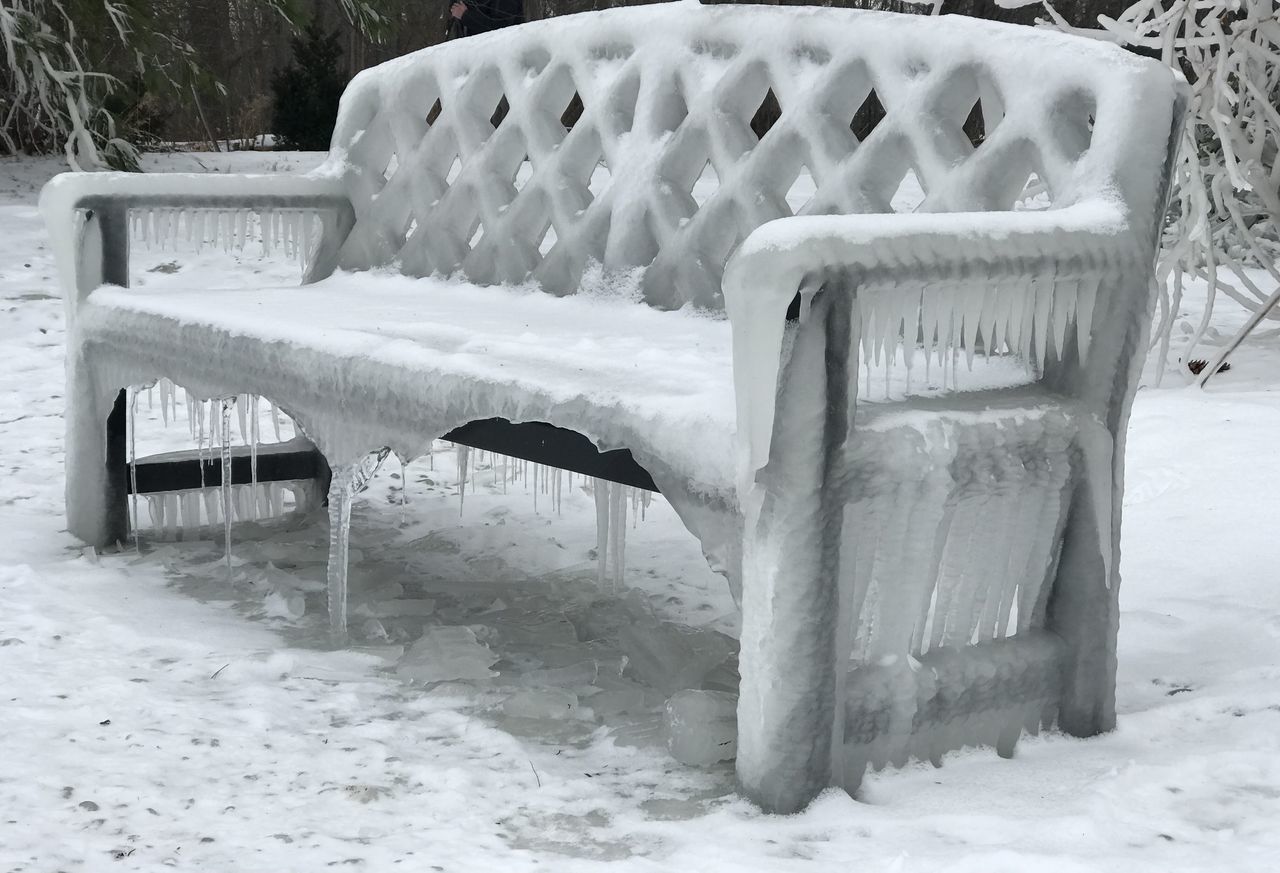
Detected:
[736,291,853,814]
[1047,473,1119,736]
[65,360,129,548]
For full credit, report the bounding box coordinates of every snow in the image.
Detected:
[4,150,1280,867]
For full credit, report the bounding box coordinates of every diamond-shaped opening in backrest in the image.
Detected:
[405,217,420,242]
[536,222,557,256]
[1013,172,1052,211]
[561,92,584,131]
[963,99,987,149]
[784,165,816,215]
[427,98,443,126]
[891,167,927,213]
[851,89,886,142]
[445,156,463,186]
[588,158,611,200]
[513,156,533,193]
[490,95,510,131]
[469,221,484,250]
[751,88,782,141]
[383,153,400,186]
[690,160,719,208]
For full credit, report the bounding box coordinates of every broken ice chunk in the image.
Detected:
[586,676,650,718]
[618,621,735,695]
[262,589,306,620]
[395,626,497,684]
[664,690,737,766]
[502,688,582,720]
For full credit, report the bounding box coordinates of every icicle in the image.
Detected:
[220,397,235,584]
[594,478,609,587]
[1051,277,1073,364]
[533,463,539,513]
[148,494,163,532]
[397,454,409,527]
[326,466,355,644]
[1032,277,1053,371]
[235,485,252,523]
[203,486,220,528]
[163,493,179,540]
[249,395,260,519]
[128,387,140,553]
[236,395,249,444]
[963,282,983,370]
[261,210,273,256]
[1076,278,1098,360]
[269,400,283,442]
[185,389,197,439]
[610,482,627,590]
[456,444,470,516]
[1017,279,1037,364]
[935,284,955,370]
[301,211,317,270]
[182,492,202,532]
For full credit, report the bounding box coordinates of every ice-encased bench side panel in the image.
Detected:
[327,5,1168,311]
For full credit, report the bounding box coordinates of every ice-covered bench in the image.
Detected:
[42,5,1185,813]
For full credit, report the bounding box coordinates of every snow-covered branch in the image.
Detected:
[1034,0,1279,383]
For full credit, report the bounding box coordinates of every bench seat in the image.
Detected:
[78,274,739,494]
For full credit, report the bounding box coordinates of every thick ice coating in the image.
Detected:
[43,3,1184,815]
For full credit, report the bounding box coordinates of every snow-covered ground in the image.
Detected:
[1,152,1278,872]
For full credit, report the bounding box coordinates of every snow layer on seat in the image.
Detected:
[78,273,739,490]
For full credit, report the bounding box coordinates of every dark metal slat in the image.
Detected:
[127,419,655,496]
[129,448,325,495]
[443,419,657,492]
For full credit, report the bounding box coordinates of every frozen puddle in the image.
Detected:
[132,440,742,827]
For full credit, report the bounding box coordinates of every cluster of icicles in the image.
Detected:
[129,379,654,643]
[851,275,1098,400]
[449,444,650,593]
[328,445,652,641]
[127,381,311,581]
[128,207,320,264]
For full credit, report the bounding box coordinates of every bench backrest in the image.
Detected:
[327,5,1176,311]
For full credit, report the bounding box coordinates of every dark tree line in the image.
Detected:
[5,0,1130,153]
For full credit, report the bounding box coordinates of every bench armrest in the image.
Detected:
[721,201,1148,488]
[40,171,355,312]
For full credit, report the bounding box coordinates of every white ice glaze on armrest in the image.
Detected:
[39,170,353,308]
[722,200,1143,491]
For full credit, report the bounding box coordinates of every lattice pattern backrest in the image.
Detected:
[329,6,1174,310]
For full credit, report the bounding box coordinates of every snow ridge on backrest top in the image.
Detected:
[327,5,1177,311]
